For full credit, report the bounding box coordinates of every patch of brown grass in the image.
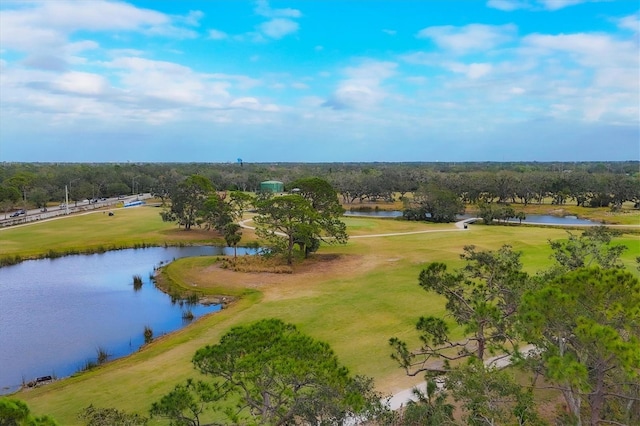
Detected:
[219,256,293,273]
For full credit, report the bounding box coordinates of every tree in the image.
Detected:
[0,185,21,219]
[223,223,242,258]
[477,202,518,224]
[0,397,58,426]
[106,182,130,197]
[161,175,215,230]
[200,194,233,233]
[149,379,219,426]
[446,359,545,426]
[6,172,35,202]
[28,188,49,210]
[518,268,640,426]
[547,226,627,274]
[78,405,148,426]
[227,191,253,218]
[392,380,456,426]
[289,177,348,255]
[254,195,321,264]
[404,184,465,223]
[477,201,497,224]
[390,245,529,375]
[191,318,386,425]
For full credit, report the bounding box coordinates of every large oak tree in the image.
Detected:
[161,175,215,230]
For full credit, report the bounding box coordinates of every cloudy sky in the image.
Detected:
[0,0,638,163]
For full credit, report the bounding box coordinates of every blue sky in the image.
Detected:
[0,0,638,163]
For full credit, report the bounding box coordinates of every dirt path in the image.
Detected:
[387,344,537,410]
[238,217,479,239]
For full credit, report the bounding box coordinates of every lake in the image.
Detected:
[0,246,255,394]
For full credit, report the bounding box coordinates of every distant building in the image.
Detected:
[260,180,284,193]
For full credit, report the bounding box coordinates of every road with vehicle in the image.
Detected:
[0,194,151,227]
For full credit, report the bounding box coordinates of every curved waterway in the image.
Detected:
[0,246,255,394]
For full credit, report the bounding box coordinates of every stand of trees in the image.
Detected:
[390,228,639,425]
[160,175,250,238]
[158,174,347,265]
[254,178,348,264]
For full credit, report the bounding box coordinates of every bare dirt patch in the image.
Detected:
[192,253,382,302]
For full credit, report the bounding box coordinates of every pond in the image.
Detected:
[344,210,404,218]
[0,246,256,395]
[345,210,597,225]
[507,214,598,225]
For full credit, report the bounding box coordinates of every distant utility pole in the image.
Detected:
[65,185,70,215]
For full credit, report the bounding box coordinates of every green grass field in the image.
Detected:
[0,206,230,260]
[3,206,639,424]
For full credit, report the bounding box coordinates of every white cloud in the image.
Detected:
[447,62,493,79]
[523,33,638,67]
[618,13,640,33]
[324,61,397,110]
[402,26,637,127]
[416,24,517,53]
[66,40,99,55]
[208,29,229,40]
[487,0,600,11]
[254,0,301,18]
[486,0,531,11]
[328,85,377,109]
[0,1,194,54]
[383,29,397,35]
[538,0,586,11]
[177,10,204,27]
[229,97,279,112]
[54,72,109,96]
[259,18,299,39]
[104,57,192,75]
[344,61,397,81]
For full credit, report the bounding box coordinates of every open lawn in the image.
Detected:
[0,206,235,260]
[5,206,639,424]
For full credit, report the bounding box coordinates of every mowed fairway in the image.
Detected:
[5,207,639,424]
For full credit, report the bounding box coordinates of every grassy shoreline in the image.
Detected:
[4,205,639,424]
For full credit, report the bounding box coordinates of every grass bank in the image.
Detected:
[9,208,639,424]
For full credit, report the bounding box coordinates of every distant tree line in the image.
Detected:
[1,162,638,218]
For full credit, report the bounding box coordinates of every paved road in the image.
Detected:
[0,194,152,230]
